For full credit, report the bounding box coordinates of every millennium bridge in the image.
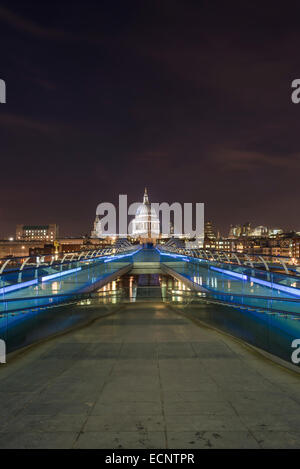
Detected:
[0,242,300,448]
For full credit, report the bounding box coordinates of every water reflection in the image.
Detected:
[95,274,190,303]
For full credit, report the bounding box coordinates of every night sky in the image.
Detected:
[1,0,300,237]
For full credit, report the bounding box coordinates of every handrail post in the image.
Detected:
[0,258,12,275]
[18,257,30,282]
[207,250,215,261]
[279,257,289,275]
[258,255,270,280]
[231,253,241,265]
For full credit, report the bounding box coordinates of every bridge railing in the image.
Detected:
[157,245,300,302]
[166,287,300,316]
[0,244,140,312]
[0,244,137,275]
[158,245,300,276]
[166,287,300,366]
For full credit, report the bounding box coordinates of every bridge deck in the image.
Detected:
[0,302,300,449]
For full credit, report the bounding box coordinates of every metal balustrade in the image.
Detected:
[0,244,138,275]
[158,244,300,276]
[0,244,141,314]
[157,245,300,315]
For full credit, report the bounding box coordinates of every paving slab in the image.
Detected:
[0,431,77,449]
[74,431,166,449]
[168,431,260,449]
[0,301,300,448]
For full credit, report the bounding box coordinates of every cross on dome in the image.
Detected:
[143,187,149,204]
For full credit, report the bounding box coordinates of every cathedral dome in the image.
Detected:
[135,203,158,218]
[131,188,160,239]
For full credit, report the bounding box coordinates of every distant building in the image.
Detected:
[91,215,104,238]
[229,223,251,238]
[16,224,58,242]
[292,238,300,258]
[204,221,216,240]
[204,237,233,252]
[269,228,283,237]
[204,223,299,261]
[131,188,160,242]
[0,240,44,258]
[250,226,269,237]
[58,237,113,253]
[29,244,55,256]
[229,224,241,238]
[241,222,251,237]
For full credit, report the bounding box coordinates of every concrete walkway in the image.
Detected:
[0,302,300,449]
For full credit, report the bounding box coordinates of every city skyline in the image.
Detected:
[1,204,299,240]
[1,212,299,240]
[1,1,300,237]
[2,214,299,240]
[1,2,300,452]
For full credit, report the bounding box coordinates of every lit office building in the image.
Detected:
[16,224,58,242]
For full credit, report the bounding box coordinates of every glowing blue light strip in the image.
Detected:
[210,266,247,280]
[0,279,38,294]
[159,251,190,261]
[41,267,81,282]
[249,276,300,297]
[0,249,139,299]
[104,252,138,263]
[210,266,300,298]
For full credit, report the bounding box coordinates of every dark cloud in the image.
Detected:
[0,0,300,237]
[0,113,56,133]
[0,5,67,39]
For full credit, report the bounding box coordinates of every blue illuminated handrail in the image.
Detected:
[157,245,300,277]
[166,288,300,316]
[0,244,138,276]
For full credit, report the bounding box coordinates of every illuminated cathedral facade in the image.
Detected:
[91,188,160,242]
[131,188,160,241]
